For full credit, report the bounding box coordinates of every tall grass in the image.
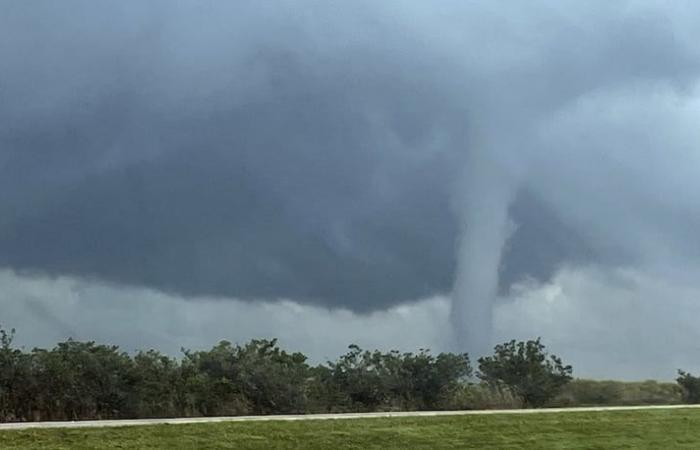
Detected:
[549,379,682,407]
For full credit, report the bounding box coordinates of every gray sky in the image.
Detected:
[2,1,700,378]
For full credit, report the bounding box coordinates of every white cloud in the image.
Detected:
[0,269,450,363]
[494,266,700,380]
[2,266,700,380]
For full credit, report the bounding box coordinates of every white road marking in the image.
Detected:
[2,404,700,431]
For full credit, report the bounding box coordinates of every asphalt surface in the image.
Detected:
[2,404,700,430]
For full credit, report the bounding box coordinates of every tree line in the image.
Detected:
[1,325,697,423]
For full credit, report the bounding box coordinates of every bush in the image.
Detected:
[321,345,471,412]
[620,380,682,405]
[549,379,681,407]
[478,338,572,408]
[445,384,520,410]
[549,380,623,407]
[677,371,700,404]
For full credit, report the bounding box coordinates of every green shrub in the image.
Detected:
[676,371,700,403]
[550,379,681,407]
[445,384,520,410]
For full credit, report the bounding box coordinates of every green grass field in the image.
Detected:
[1,408,700,449]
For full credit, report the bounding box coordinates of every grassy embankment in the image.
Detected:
[1,407,700,449]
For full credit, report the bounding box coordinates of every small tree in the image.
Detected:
[0,326,33,421]
[676,370,700,403]
[477,338,572,408]
[326,345,389,411]
[129,350,181,418]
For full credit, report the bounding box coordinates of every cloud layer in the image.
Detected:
[4,2,698,308]
[3,2,700,372]
[3,267,699,380]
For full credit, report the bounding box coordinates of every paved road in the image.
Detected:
[2,404,700,431]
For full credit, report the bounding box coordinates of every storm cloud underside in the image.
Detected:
[3,2,700,360]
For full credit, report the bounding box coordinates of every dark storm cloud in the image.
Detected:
[2,1,700,311]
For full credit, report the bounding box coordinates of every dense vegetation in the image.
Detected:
[0,327,475,421]
[477,338,572,407]
[676,370,700,403]
[3,409,700,449]
[551,379,682,407]
[0,325,695,423]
